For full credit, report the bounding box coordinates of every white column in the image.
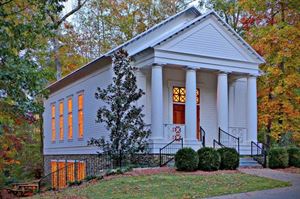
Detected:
[217,72,229,132]
[185,68,197,140]
[151,64,163,139]
[247,75,257,142]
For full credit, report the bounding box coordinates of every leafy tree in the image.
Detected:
[50,22,89,77]
[198,0,246,33]
[88,49,150,162]
[240,0,300,147]
[73,0,191,60]
[46,0,88,80]
[0,0,77,186]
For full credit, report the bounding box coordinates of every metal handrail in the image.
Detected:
[159,138,183,166]
[251,141,267,168]
[200,126,206,147]
[213,139,225,149]
[160,138,183,151]
[219,127,239,140]
[218,127,240,153]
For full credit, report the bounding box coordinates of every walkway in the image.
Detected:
[207,169,300,199]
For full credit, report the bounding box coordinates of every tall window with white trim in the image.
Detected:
[78,93,84,139]
[59,101,64,141]
[51,103,56,142]
[67,97,73,140]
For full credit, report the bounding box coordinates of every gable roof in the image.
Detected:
[144,10,265,63]
[48,6,264,93]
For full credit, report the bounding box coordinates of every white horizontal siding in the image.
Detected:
[154,16,262,71]
[43,64,112,155]
[169,24,246,61]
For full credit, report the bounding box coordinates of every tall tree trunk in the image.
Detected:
[39,112,44,175]
[52,36,62,80]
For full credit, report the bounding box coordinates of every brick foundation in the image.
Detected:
[44,153,160,176]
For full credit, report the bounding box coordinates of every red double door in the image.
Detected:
[173,104,200,140]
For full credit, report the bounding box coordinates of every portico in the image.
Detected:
[147,63,258,154]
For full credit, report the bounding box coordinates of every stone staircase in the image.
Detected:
[239,157,262,168]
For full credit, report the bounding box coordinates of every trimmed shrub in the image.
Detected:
[217,148,239,170]
[85,175,97,181]
[68,180,82,186]
[197,147,221,171]
[287,147,300,167]
[175,148,199,171]
[268,147,289,169]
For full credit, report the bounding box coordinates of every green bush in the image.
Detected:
[217,148,239,170]
[175,148,199,171]
[85,175,97,181]
[106,168,123,176]
[197,147,221,171]
[268,147,289,169]
[287,147,300,167]
[68,180,82,186]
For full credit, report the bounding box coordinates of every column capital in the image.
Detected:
[247,74,259,78]
[183,66,196,71]
[218,70,231,75]
[152,63,165,67]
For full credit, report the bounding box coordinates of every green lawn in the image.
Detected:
[34,173,290,199]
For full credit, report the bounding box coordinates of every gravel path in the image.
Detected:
[206,168,300,199]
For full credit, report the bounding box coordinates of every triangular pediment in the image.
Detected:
[156,15,260,63]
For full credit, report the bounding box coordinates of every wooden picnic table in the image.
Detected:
[7,182,39,197]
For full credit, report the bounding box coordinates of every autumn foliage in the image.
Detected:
[239,0,300,146]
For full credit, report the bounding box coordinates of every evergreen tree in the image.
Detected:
[89,49,150,161]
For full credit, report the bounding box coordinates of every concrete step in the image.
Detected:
[239,157,262,168]
[166,160,175,167]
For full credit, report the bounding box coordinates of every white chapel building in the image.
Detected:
[43,6,265,169]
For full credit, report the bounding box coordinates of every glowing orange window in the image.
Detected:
[51,161,57,189]
[59,101,64,141]
[77,161,86,181]
[67,162,75,182]
[58,162,66,188]
[51,104,56,141]
[68,98,73,140]
[78,94,84,139]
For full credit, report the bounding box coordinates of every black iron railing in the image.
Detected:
[251,141,268,168]
[159,138,183,167]
[218,127,240,153]
[200,126,206,147]
[213,139,225,149]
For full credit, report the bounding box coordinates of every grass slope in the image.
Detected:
[34,173,290,199]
